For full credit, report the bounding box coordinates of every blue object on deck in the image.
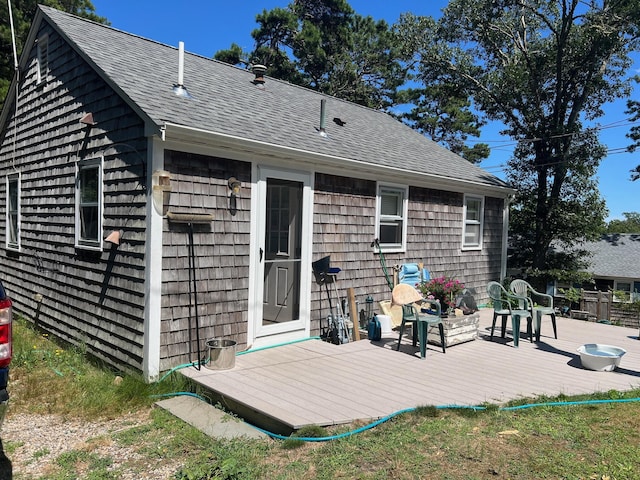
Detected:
[398,263,430,285]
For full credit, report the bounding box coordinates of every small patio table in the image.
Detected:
[533,307,545,342]
[416,313,446,358]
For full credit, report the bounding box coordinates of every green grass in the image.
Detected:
[6,317,640,479]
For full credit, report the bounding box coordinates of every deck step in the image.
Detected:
[155,395,269,440]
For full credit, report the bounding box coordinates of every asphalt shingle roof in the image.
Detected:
[582,234,640,279]
[38,6,510,190]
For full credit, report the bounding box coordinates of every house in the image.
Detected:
[0,6,514,381]
[579,234,640,301]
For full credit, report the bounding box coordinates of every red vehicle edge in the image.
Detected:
[0,281,12,428]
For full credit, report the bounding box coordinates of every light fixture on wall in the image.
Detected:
[79,112,96,127]
[228,177,241,196]
[105,229,123,246]
[152,170,172,216]
[228,176,241,216]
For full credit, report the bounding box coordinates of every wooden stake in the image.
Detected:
[347,287,360,341]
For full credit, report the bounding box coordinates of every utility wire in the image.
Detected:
[460,117,640,148]
[481,147,636,175]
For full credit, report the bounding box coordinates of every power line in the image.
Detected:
[480,147,636,174]
[462,117,640,147]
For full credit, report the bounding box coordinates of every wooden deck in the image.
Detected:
[180,309,640,434]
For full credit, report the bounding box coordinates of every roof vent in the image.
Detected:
[252,64,267,85]
[318,99,327,137]
[173,41,192,99]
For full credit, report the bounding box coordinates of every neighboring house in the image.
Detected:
[0,6,513,381]
[580,234,640,302]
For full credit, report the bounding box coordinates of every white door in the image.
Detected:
[249,166,313,346]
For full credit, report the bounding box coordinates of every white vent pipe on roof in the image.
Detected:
[178,41,185,86]
[173,41,192,99]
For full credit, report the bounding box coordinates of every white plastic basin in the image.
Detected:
[577,344,626,372]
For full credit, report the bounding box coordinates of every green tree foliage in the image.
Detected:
[215,0,404,110]
[0,0,107,110]
[393,14,489,163]
[396,0,639,271]
[606,212,640,233]
[625,99,640,181]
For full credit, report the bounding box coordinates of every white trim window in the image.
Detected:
[75,157,103,250]
[375,183,408,252]
[6,173,20,250]
[613,280,639,303]
[36,34,49,84]
[462,194,484,250]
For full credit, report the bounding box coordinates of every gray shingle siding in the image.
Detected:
[159,150,251,370]
[312,174,504,325]
[0,19,148,371]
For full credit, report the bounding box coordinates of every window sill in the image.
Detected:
[75,243,103,252]
[374,246,405,254]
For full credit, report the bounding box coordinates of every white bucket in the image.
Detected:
[376,314,394,334]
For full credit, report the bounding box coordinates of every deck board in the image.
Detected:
[180,309,640,431]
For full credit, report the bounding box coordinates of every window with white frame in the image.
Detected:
[6,173,20,250]
[36,35,49,84]
[462,194,484,249]
[75,157,103,249]
[613,281,633,303]
[376,184,408,251]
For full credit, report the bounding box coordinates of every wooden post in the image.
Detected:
[347,287,360,341]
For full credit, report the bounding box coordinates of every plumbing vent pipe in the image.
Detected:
[319,99,327,137]
[173,41,192,99]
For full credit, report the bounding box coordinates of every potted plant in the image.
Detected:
[417,276,464,317]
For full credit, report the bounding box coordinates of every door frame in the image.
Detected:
[247,165,314,349]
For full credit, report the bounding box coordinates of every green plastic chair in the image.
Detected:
[392,284,445,358]
[510,279,558,341]
[486,281,533,347]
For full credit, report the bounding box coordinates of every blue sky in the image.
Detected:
[91,0,638,221]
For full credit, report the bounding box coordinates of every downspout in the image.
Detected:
[142,136,165,382]
[500,195,511,281]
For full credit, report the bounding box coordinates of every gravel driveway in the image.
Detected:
[2,410,181,478]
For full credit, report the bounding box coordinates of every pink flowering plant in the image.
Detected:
[417,276,464,310]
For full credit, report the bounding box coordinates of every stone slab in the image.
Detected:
[155,395,269,440]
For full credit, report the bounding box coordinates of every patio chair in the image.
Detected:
[391,283,445,357]
[510,279,558,341]
[398,263,430,286]
[486,281,533,347]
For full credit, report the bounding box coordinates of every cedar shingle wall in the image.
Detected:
[0,22,147,370]
[159,150,251,370]
[311,173,504,334]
